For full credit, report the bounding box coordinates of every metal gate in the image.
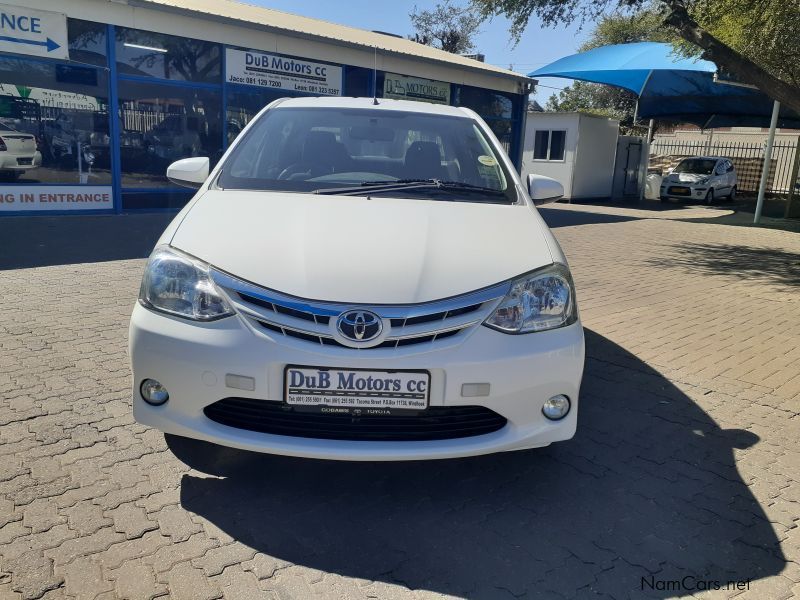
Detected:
[623,141,642,196]
[649,138,799,195]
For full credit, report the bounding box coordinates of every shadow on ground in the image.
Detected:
[168,330,784,599]
[647,243,800,287]
[539,204,641,228]
[0,212,176,270]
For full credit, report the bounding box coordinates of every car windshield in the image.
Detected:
[674,158,717,175]
[217,106,516,203]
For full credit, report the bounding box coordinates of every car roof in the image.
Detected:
[273,96,473,118]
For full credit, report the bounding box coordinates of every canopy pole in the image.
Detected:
[754,100,780,224]
[639,119,654,202]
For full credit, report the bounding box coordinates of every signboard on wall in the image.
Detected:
[0,186,113,212]
[383,73,451,105]
[0,4,68,60]
[0,84,103,111]
[226,48,342,96]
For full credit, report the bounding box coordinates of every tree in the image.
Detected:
[545,80,638,127]
[409,1,482,54]
[473,0,800,116]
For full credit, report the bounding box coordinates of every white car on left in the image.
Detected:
[0,122,41,180]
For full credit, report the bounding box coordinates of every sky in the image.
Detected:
[248,0,589,105]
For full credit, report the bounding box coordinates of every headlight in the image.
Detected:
[698,178,709,185]
[139,246,233,321]
[484,264,576,334]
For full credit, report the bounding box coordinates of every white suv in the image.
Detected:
[129,97,585,461]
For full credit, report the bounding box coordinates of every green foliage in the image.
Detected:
[544,80,637,125]
[580,9,675,50]
[409,1,482,54]
[698,0,800,86]
[473,0,800,96]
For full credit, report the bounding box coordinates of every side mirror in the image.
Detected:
[527,174,564,205]
[167,157,209,189]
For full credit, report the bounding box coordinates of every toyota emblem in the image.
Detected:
[336,310,383,342]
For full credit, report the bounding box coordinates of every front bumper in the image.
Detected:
[660,184,708,200]
[130,303,585,461]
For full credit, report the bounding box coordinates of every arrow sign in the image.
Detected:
[0,4,68,60]
[0,34,60,52]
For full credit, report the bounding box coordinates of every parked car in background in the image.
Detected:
[660,156,737,204]
[0,121,41,180]
[130,96,584,461]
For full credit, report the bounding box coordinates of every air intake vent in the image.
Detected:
[204,398,507,442]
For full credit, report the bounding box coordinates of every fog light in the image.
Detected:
[140,379,169,405]
[542,395,570,420]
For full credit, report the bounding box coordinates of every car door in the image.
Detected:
[713,160,728,194]
[726,160,736,189]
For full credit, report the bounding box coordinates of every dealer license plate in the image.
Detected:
[284,366,430,415]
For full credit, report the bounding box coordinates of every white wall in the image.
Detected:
[572,115,619,198]
[521,113,579,198]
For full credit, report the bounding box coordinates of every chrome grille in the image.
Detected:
[211,269,508,350]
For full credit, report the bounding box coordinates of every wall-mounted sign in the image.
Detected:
[0,4,68,60]
[226,48,342,96]
[0,186,113,212]
[383,73,451,105]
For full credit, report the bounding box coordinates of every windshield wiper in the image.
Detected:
[312,179,504,197]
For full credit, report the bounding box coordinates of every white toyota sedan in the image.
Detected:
[130,97,585,461]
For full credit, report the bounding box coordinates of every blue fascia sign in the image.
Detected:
[0,3,68,60]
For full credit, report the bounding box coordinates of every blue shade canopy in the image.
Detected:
[530,42,715,95]
[531,42,800,128]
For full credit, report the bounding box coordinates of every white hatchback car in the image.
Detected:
[130,97,585,461]
[660,156,737,204]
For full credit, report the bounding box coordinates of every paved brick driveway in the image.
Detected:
[1,204,799,600]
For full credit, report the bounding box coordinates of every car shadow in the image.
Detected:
[169,329,784,598]
[538,205,640,228]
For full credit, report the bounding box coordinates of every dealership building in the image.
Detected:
[0,0,532,215]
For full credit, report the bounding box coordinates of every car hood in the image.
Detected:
[170,190,554,304]
[666,172,709,183]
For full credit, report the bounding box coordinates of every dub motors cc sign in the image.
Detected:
[226,48,342,96]
[383,73,451,105]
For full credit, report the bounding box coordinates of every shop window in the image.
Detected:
[454,86,515,120]
[533,130,566,161]
[488,120,514,154]
[453,84,523,164]
[118,80,222,187]
[116,28,221,83]
[226,89,286,145]
[344,67,374,98]
[0,57,111,185]
[68,19,107,67]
